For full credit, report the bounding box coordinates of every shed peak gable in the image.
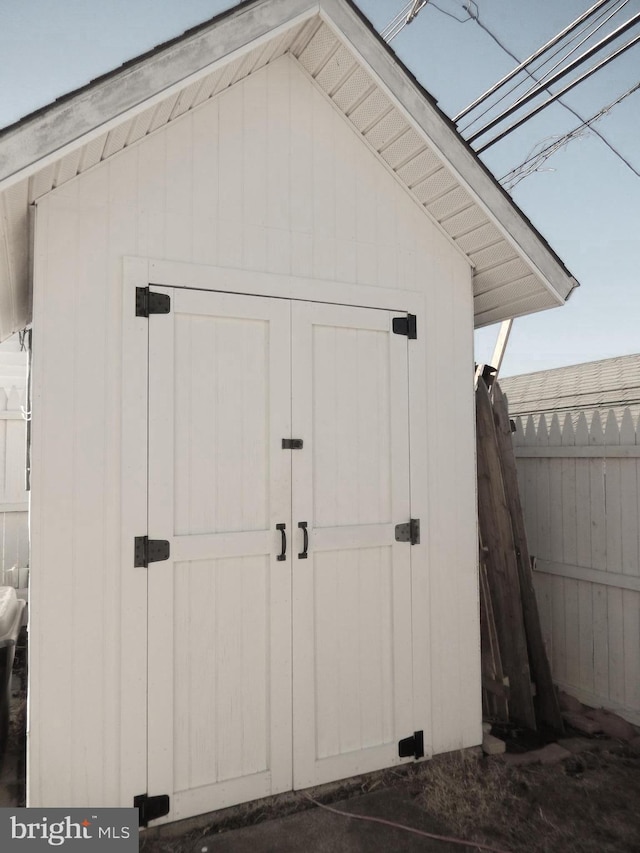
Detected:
[0,0,577,341]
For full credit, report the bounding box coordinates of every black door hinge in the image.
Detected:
[134,536,170,567]
[282,438,303,449]
[134,793,170,827]
[392,314,417,339]
[398,730,424,759]
[395,519,420,545]
[136,286,171,317]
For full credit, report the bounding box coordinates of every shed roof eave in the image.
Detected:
[0,0,320,190]
[319,0,577,306]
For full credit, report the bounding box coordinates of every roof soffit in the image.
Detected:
[0,0,578,334]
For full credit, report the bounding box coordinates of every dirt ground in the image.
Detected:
[140,743,640,853]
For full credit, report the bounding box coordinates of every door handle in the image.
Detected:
[276,523,287,561]
[298,522,308,559]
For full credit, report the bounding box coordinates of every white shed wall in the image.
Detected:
[29,55,479,808]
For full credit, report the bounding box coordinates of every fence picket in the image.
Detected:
[619,409,639,577]
[575,413,592,569]
[0,377,29,573]
[589,412,607,572]
[548,414,563,564]
[536,416,551,562]
[561,414,577,566]
[578,580,594,694]
[524,416,538,555]
[605,411,622,578]
[511,404,640,723]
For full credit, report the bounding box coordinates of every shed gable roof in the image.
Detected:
[0,0,578,341]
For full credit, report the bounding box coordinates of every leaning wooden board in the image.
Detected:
[476,377,536,730]
[492,383,564,734]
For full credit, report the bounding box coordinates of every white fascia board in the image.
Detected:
[319,0,578,305]
[0,0,319,191]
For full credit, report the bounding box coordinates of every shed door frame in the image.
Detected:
[120,257,430,817]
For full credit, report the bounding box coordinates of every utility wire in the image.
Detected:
[454,0,611,121]
[381,0,429,42]
[513,1,631,109]
[432,2,640,179]
[380,2,414,41]
[467,11,640,144]
[459,0,631,134]
[500,82,640,187]
[476,29,640,153]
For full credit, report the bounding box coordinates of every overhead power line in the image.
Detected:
[476,29,640,153]
[431,2,640,179]
[381,1,429,42]
[454,0,612,122]
[500,82,640,187]
[467,10,640,144]
[459,0,632,135]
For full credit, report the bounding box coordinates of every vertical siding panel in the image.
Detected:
[452,258,480,747]
[31,194,80,804]
[191,101,219,266]
[311,86,335,281]
[68,163,113,805]
[243,72,268,272]
[334,114,357,283]
[355,142,376,285]
[266,60,291,274]
[218,88,243,268]
[165,117,193,262]
[428,250,463,752]
[108,154,139,790]
[137,130,166,259]
[289,58,313,278]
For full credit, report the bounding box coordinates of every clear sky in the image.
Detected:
[1,0,638,377]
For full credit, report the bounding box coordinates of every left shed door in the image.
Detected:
[147,287,293,823]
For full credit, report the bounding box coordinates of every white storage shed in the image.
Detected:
[0,0,577,826]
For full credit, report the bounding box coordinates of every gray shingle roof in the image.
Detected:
[501,353,640,424]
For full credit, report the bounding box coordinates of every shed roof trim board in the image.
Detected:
[0,0,578,341]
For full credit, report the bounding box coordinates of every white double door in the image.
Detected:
[147,287,415,823]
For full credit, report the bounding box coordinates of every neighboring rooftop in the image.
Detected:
[501,353,640,425]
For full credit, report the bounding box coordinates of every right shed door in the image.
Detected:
[291,300,415,789]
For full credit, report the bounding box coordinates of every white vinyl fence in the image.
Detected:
[0,385,28,575]
[512,407,640,724]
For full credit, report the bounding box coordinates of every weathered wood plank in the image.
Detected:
[479,555,509,721]
[493,383,564,733]
[476,378,536,729]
